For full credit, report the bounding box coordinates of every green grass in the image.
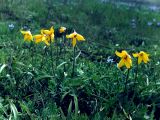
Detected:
[0,0,160,119]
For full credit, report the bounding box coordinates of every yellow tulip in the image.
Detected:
[34,34,43,43]
[41,26,54,43]
[66,31,85,47]
[59,27,66,33]
[133,51,149,64]
[115,50,132,69]
[20,30,33,42]
[34,34,50,46]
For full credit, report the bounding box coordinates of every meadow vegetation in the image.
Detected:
[0,0,160,119]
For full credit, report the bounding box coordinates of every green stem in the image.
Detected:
[63,36,66,72]
[40,46,48,69]
[135,59,138,80]
[55,39,59,67]
[72,46,76,77]
[50,43,54,75]
[30,41,34,65]
[40,46,47,69]
[130,59,139,102]
[134,58,139,87]
[125,69,130,92]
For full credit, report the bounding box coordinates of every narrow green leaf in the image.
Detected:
[0,64,7,74]
[10,101,18,120]
[67,100,72,120]
[60,108,66,120]
[74,95,79,119]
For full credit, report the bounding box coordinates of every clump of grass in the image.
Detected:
[0,0,160,119]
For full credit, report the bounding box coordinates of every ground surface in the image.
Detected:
[0,0,160,120]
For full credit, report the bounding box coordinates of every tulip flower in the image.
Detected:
[115,50,132,69]
[20,30,33,42]
[66,31,85,47]
[41,26,54,43]
[34,34,44,43]
[59,27,66,33]
[133,51,149,64]
[33,34,50,46]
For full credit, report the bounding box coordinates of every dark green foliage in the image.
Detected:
[0,0,160,120]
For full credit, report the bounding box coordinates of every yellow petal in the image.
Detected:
[59,27,66,33]
[76,34,85,41]
[133,53,139,57]
[21,30,33,41]
[42,35,46,41]
[125,61,131,69]
[66,32,76,39]
[66,35,69,38]
[21,30,32,37]
[35,39,42,43]
[34,35,41,39]
[24,34,33,41]
[42,29,51,35]
[121,50,128,56]
[143,54,149,63]
[24,35,28,41]
[72,38,77,47]
[34,35,43,43]
[118,59,124,68]
[42,26,54,35]
[138,57,142,64]
[115,51,123,58]
[50,26,54,33]
[51,33,54,41]
[125,57,132,69]
[43,40,50,46]
[45,35,51,43]
[20,30,28,34]
[29,36,33,41]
